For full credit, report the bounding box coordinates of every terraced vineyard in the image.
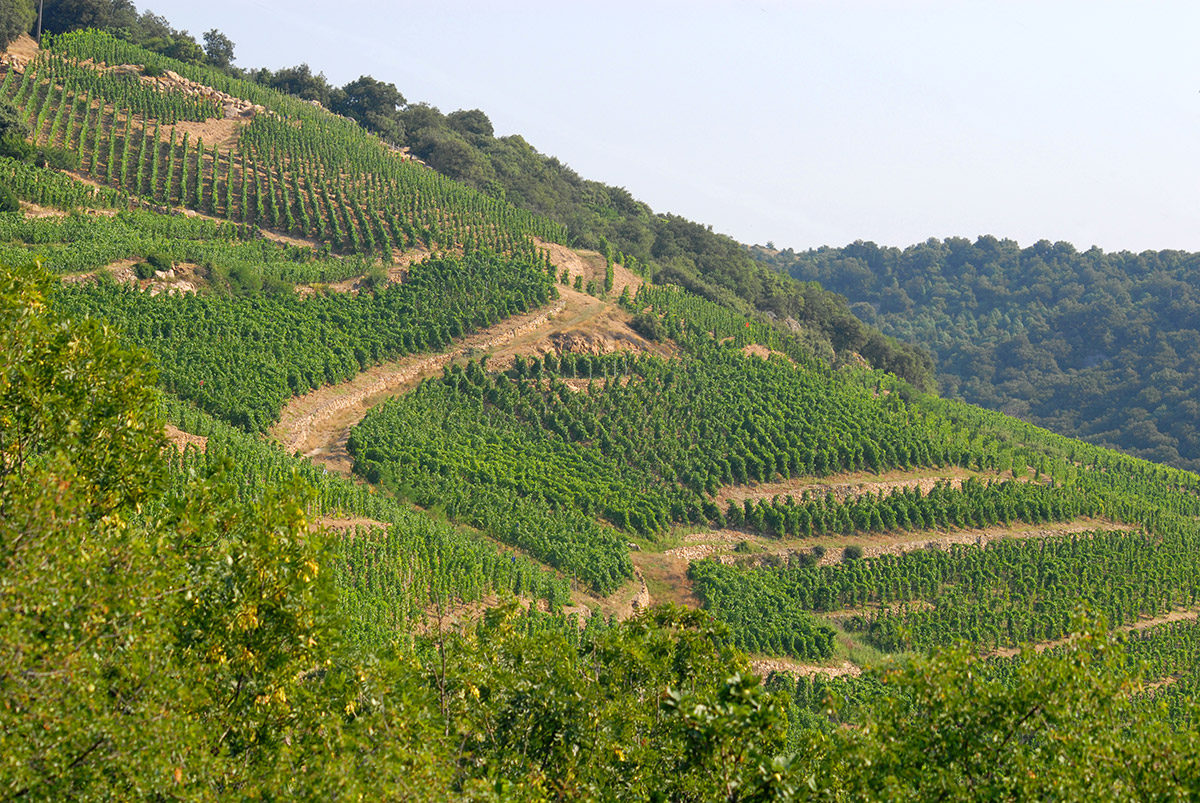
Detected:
[7,30,566,256]
[6,21,1200,798]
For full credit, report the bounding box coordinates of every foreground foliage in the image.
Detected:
[7,263,1200,799]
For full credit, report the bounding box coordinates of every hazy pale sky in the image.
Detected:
[149,0,1200,254]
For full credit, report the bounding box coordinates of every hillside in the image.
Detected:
[757,238,1200,472]
[3,16,1200,801]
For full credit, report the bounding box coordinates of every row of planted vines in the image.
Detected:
[159,396,573,653]
[2,31,567,257]
[56,251,556,431]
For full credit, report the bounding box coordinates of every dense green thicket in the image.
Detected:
[761,237,1200,471]
[56,251,555,430]
[0,0,34,49]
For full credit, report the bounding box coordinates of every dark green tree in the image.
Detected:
[329,75,405,142]
[0,0,34,47]
[202,27,235,67]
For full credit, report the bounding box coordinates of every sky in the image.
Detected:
[147,0,1200,254]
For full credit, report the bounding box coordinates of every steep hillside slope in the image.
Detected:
[5,17,1200,800]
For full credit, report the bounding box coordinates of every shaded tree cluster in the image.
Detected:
[761,237,1200,470]
[39,0,233,67]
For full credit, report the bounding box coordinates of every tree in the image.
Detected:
[203,27,234,68]
[825,622,1200,800]
[329,75,404,141]
[447,108,493,142]
[40,0,135,35]
[0,0,34,48]
[268,63,333,107]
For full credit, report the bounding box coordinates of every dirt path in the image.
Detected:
[272,297,568,473]
[989,606,1200,659]
[315,516,389,533]
[713,466,1033,506]
[272,260,663,477]
[749,657,863,679]
[638,518,1134,621]
[664,518,1133,568]
[164,423,207,452]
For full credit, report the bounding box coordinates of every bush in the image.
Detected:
[146,252,172,271]
[362,263,388,292]
[133,261,156,280]
[842,544,864,562]
[0,132,34,162]
[0,182,18,213]
[630,312,665,342]
[35,146,80,171]
[261,275,293,296]
[142,64,165,78]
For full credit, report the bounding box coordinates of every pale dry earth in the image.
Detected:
[989,606,1200,659]
[749,657,863,679]
[272,271,662,478]
[639,514,1134,625]
[713,466,1032,507]
[163,423,207,452]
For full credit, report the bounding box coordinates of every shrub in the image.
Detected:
[842,544,864,562]
[146,252,172,271]
[0,182,18,213]
[36,146,80,171]
[630,312,665,342]
[0,132,35,162]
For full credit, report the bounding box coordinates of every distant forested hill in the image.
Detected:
[756,237,1200,471]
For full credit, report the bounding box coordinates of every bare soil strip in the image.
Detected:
[163,423,207,453]
[988,607,1200,659]
[536,239,643,299]
[272,298,567,474]
[62,259,202,295]
[667,518,1134,567]
[315,516,389,533]
[641,518,1133,631]
[749,657,863,679]
[272,274,662,478]
[713,466,1033,507]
